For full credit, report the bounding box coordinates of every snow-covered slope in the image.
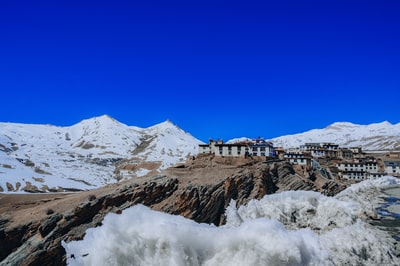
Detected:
[271,121,400,150]
[138,120,202,169]
[226,137,253,144]
[0,115,202,192]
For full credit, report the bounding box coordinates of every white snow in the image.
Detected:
[226,137,253,144]
[137,120,202,169]
[0,150,92,192]
[63,176,400,266]
[0,115,202,192]
[135,168,151,177]
[269,121,400,150]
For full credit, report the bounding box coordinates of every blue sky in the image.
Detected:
[1,0,399,142]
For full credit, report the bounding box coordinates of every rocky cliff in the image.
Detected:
[0,155,348,265]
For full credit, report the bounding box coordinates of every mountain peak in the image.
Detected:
[327,121,394,128]
[326,122,357,130]
[74,114,125,127]
[98,114,114,119]
[90,114,117,123]
[148,119,178,130]
[163,119,175,125]
[374,121,393,126]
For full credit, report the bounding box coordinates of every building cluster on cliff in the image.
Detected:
[199,139,400,181]
[199,138,275,158]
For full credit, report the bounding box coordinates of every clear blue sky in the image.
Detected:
[1,0,399,142]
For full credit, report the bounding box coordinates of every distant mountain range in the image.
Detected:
[270,121,400,150]
[0,115,202,192]
[1,116,399,192]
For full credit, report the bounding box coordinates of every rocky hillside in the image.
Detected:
[0,155,348,265]
[270,121,400,150]
[0,115,202,193]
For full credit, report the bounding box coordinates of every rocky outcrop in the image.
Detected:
[0,156,348,265]
[0,177,179,265]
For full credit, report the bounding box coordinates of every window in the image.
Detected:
[260,147,266,152]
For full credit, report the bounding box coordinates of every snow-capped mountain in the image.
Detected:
[270,121,400,150]
[0,115,203,192]
[2,118,399,193]
[136,121,203,169]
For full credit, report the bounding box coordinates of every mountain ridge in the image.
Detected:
[0,115,202,193]
[270,121,400,150]
[1,116,399,193]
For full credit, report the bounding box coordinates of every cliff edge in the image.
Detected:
[0,155,348,265]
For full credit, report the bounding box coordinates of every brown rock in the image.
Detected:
[0,155,348,265]
[6,182,14,192]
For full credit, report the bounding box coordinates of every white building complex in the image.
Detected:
[336,157,384,180]
[199,138,275,158]
[384,161,400,177]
